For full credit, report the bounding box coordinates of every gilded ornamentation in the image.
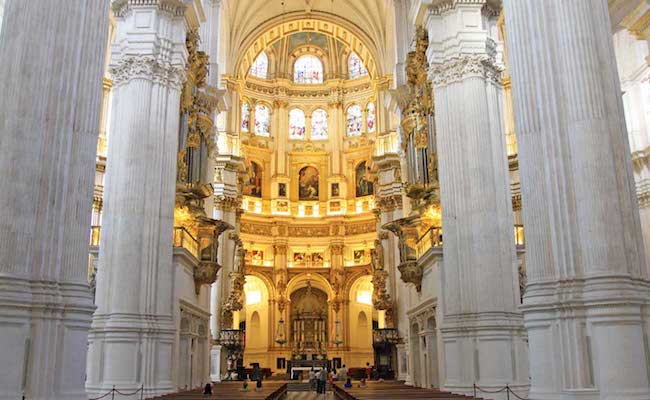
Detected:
[398,260,424,292]
[177,28,219,183]
[400,27,433,151]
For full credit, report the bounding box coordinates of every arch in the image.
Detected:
[250,311,261,329]
[358,310,368,328]
[286,272,333,300]
[235,15,380,80]
[245,272,276,299]
[293,54,323,84]
[349,274,374,304]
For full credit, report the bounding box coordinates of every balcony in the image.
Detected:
[415,225,525,258]
[373,328,401,347]
[172,227,199,258]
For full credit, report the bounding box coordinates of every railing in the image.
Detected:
[173,227,199,258]
[415,225,525,258]
[88,385,144,400]
[473,383,529,400]
[372,328,401,345]
[219,328,246,350]
[416,226,443,257]
[90,225,101,247]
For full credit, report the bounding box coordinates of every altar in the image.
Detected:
[290,366,324,380]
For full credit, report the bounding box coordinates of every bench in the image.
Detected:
[151,381,288,400]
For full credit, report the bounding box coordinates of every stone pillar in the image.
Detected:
[425,3,528,397]
[504,1,650,399]
[0,1,108,399]
[86,1,187,397]
[274,100,289,176]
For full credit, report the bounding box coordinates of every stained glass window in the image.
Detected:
[346,104,363,137]
[289,109,306,140]
[294,55,323,84]
[241,102,250,132]
[254,105,270,136]
[311,109,328,140]
[367,102,376,133]
[348,52,368,79]
[249,51,268,79]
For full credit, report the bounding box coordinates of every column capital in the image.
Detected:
[429,53,502,87]
[110,56,186,89]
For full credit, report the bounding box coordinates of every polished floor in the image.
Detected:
[286,390,334,399]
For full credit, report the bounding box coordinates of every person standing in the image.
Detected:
[317,367,327,394]
[309,367,316,392]
[339,364,348,382]
[365,362,372,380]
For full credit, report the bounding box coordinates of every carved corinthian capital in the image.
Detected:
[110,56,186,89]
[429,54,503,87]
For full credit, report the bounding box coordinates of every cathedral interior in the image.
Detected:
[3,0,650,400]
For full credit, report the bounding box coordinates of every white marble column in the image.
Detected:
[0,1,108,399]
[504,1,650,399]
[426,3,528,398]
[86,1,188,397]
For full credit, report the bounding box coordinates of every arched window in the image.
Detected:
[254,105,270,136]
[293,55,323,84]
[289,109,306,140]
[346,104,363,137]
[311,109,328,140]
[367,102,376,133]
[241,102,250,132]
[249,51,268,79]
[348,52,368,79]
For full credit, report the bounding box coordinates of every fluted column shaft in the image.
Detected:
[86,1,187,397]
[504,1,650,399]
[0,1,108,399]
[426,3,528,398]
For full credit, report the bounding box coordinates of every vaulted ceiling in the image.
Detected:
[221,0,396,76]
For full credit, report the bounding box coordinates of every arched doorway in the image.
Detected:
[243,275,271,368]
[289,281,328,359]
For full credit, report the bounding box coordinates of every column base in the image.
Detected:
[523,275,650,400]
[440,312,529,398]
[0,277,94,400]
[210,344,223,382]
[86,314,176,398]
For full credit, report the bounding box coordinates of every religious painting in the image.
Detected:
[356,161,374,197]
[293,252,307,264]
[329,201,341,212]
[331,183,340,197]
[305,205,313,215]
[251,250,264,264]
[312,252,324,265]
[299,166,319,200]
[276,200,289,213]
[354,249,365,264]
[278,183,287,197]
[243,161,262,198]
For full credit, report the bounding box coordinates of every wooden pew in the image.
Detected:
[333,381,483,400]
[151,381,288,400]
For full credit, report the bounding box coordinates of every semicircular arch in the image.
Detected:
[234,14,381,80]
